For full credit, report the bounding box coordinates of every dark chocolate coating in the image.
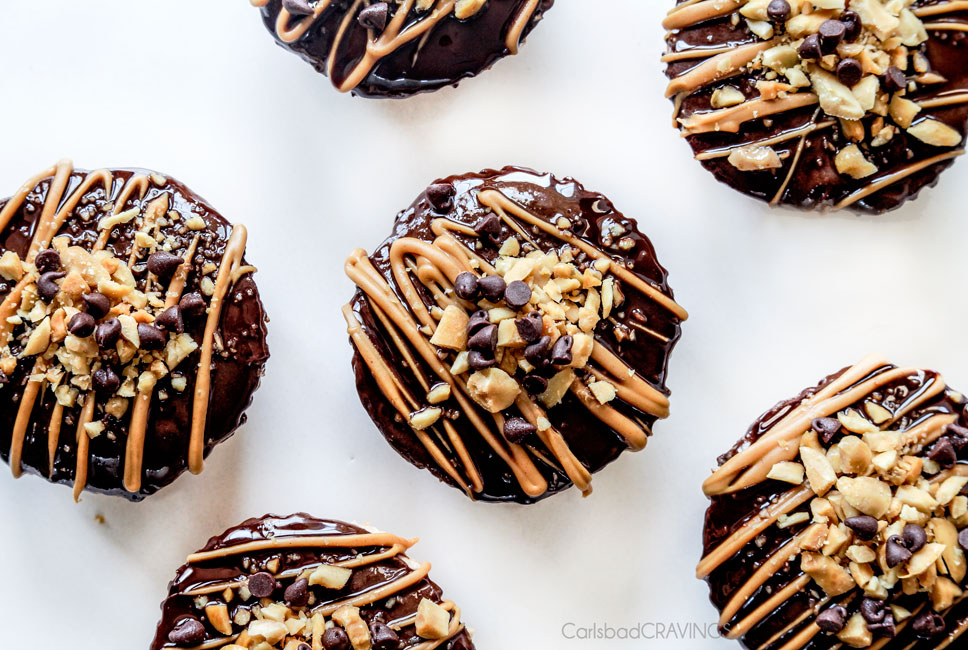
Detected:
[701,364,968,649]
[150,513,475,650]
[664,0,968,213]
[0,168,269,500]
[348,167,683,503]
[257,0,553,98]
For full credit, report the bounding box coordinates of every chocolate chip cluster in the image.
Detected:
[766,405,968,647]
[0,230,209,435]
[419,206,623,446]
[718,0,964,176]
[170,564,461,650]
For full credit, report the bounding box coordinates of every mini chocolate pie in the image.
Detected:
[343,167,687,504]
[700,355,968,649]
[0,160,269,501]
[252,0,553,98]
[151,514,475,650]
[663,0,968,212]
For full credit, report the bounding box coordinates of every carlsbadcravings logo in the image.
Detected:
[561,621,720,642]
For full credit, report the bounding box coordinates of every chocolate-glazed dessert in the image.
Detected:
[700,355,968,649]
[343,167,687,504]
[663,0,968,213]
[252,0,553,98]
[0,160,269,501]
[151,514,475,650]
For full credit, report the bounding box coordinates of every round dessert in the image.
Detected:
[251,0,553,98]
[0,160,269,501]
[663,0,968,213]
[700,354,968,649]
[151,513,475,650]
[343,167,688,504]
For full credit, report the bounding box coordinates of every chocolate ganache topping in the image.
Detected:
[252,0,553,98]
[664,0,968,212]
[151,514,475,650]
[344,167,687,504]
[0,160,269,501]
[701,355,968,649]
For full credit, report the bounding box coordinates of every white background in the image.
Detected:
[1,2,967,649]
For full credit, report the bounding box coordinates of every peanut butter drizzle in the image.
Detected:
[919,89,968,110]
[834,150,966,209]
[662,44,739,63]
[728,574,812,639]
[770,111,819,206]
[189,225,251,475]
[915,1,968,17]
[679,94,820,136]
[187,532,417,563]
[71,395,96,501]
[923,21,968,31]
[9,376,44,478]
[313,562,431,616]
[47,403,63,475]
[252,0,539,92]
[696,120,837,160]
[662,0,745,30]
[346,186,686,499]
[665,40,774,98]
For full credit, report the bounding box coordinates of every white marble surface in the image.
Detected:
[1,2,967,649]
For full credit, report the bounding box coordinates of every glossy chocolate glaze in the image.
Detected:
[701,364,968,649]
[349,167,683,503]
[664,0,968,213]
[151,513,475,650]
[0,169,269,500]
[258,0,553,98]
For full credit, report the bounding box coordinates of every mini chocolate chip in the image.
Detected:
[885,536,912,568]
[95,318,122,348]
[798,33,822,60]
[37,271,65,302]
[468,350,496,370]
[370,622,401,650]
[836,58,863,87]
[168,617,206,646]
[766,0,790,23]
[912,611,946,638]
[811,417,841,443]
[815,605,847,633]
[285,578,309,607]
[426,182,456,212]
[551,335,573,366]
[358,2,389,31]
[282,0,314,16]
[454,272,479,300]
[466,310,491,335]
[524,336,551,367]
[883,66,907,93]
[902,523,927,553]
[322,627,351,650]
[478,275,506,302]
[860,597,887,624]
[946,423,968,450]
[959,528,968,553]
[179,292,206,318]
[82,292,111,319]
[844,515,879,540]
[841,11,861,41]
[515,311,543,343]
[504,280,532,310]
[34,249,61,273]
[155,306,184,334]
[930,437,957,469]
[522,373,548,394]
[298,645,311,650]
[504,417,536,444]
[468,324,497,353]
[473,214,501,246]
[869,613,896,639]
[93,367,120,393]
[247,572,276,598]
[137,323,166,351]
[818,19,846,54]
[146,251,183,278]
[67,312,96,338]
